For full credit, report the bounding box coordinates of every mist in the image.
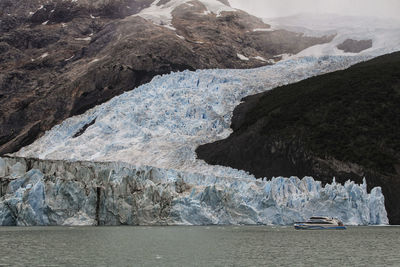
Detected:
[229,0,400,20]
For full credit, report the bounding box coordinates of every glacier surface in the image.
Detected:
[15,53,391,179]
[0,157,388,226]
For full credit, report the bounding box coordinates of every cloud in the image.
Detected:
[229,0,400,19]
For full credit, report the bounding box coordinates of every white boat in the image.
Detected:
[294,216,346,230]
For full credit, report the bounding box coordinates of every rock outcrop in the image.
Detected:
[0,0,334,155]
[337,39,373,53]
[0,156,388,226]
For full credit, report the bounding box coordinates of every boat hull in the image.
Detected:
[294,224,347,230]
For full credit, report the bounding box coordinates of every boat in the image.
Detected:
[294,216,346,230]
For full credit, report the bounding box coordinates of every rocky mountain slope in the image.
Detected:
[196,52,400,224]
[0,0,333,155]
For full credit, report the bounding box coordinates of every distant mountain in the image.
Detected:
[0,0,333,155]
[196,52,400,224]
[265,13,400,57]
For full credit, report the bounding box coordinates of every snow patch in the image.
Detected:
[253,56,267,62]
[163,25,176,31]
[253,28,274,32]
[237,53,249,61]
[75,37,92,41]
[133,0,235,28]
[39,53,49,59]
[64,55,74,61]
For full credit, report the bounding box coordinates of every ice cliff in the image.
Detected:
[0,157,388,226]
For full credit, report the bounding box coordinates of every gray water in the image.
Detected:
[0,226,399,266]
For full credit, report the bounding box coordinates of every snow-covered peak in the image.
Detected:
[134,0,236,27]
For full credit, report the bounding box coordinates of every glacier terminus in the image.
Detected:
[0,157,388,226]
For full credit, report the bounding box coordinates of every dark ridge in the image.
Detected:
[73,118,96,138]
[196,51,400,224]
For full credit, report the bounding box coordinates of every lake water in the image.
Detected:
[0,226,399,266]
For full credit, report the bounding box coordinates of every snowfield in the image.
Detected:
[133,0,235,27]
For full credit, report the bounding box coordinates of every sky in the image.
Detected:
[229,0,400,19]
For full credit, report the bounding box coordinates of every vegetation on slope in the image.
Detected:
[243,52,400,174]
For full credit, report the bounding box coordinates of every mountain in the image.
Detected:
[0,0,334,155]
[196,52,400,224]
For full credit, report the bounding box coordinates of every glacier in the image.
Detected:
[0,157,388,226]
[11,32,400,225]
[15,54,391,179]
